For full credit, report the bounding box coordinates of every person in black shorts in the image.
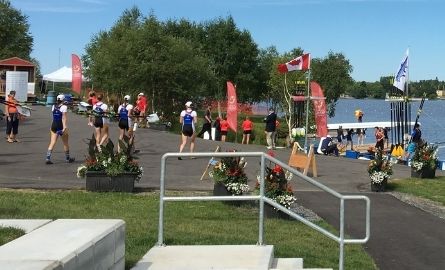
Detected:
[117,95,135,151]
[178,101,197,160]
[197,105,212,140]
[45,94,75,164]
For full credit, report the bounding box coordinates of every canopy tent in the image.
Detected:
[43,66,88,82]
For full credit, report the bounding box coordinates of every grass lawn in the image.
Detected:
[0,189,376,270]
[388,176,445,205]
[0,227,24,246]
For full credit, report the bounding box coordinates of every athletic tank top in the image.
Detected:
[119,104,129,120]
[53,105,63,121]
[183,112,194,125]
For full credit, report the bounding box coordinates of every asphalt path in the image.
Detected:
[1,105,444,270]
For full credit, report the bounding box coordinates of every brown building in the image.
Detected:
[0,57,36,97]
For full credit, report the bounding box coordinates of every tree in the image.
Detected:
[311,51,353,117]
[0,0,33,60]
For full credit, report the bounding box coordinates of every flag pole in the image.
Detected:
[304,68,311,153]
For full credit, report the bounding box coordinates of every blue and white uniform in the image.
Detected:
[51,104,67,134]
[92,101,109,128]
[180,109,197,137]
[118,103,134,130]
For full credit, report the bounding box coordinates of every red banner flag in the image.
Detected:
[226,81,238,132]
[310,81,328,137]
[71,54,82,94]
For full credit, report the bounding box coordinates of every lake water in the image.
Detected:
[329,99,445,159]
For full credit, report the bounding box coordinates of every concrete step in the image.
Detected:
[270,257,303,269]
[0,219,52,233]
[131,245,274,270]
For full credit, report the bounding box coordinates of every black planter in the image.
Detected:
[370,177,388,192]
[264,203,291,220]
[85,171,137,192]
[411,168,436,179]
[213,182,244,207]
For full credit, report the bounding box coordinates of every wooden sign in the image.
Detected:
[288,143,317,177]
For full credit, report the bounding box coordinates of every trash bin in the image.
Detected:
[46,91,55,106]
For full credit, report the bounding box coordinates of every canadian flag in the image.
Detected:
[278,53,311,73]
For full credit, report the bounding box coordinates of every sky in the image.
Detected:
[9,0,445,82]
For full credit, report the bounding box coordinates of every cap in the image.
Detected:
[185,101,192,107]
[124,95,131,100]
[57,94,65,101]
[138,92,144,96]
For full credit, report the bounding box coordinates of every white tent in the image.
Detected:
[43,66,87,82]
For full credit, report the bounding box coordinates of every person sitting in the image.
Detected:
[320,135,339,157]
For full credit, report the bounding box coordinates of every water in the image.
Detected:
[329,99,445,159]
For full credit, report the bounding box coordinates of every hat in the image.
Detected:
[57,94,65,101]
[138,92,144,96]
[124,95,131,101]
[185,101,192,107]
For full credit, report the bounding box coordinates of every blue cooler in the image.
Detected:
[345,150,359,159]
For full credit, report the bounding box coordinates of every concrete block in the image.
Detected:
[0,219,52,233]
[271,258,303,269]
[111,257,125,270]
[115,222,126,262]
[0,260,62,270]
[76,245,94,270]
[94,228,116,270]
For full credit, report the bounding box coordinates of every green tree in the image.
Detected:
[311,51,353,117]
[0,0,33,60]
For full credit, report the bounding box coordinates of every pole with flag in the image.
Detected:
[226,81,238,141]
[71,54,82,95]
[278,53,311,152]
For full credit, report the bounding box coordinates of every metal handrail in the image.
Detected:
[158,151,370,270]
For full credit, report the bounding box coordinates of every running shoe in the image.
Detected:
[66,158,75,163]
[45,160,53,165]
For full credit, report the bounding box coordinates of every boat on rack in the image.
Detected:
[327,121,418,130]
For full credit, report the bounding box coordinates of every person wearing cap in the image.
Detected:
[89,94,109,151]
[117,95,135,151]
[406,123,422,160]
[135,92,148,128]
[45,94,75,164]
[178,101,197,159]
[5,90,20,143]
[264,107,277,149]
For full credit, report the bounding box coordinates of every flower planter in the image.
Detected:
[411,168,436,179]
[213,182,244,207]
[371,178,387,192]
[85,171,137,192]
[264,203,291,220]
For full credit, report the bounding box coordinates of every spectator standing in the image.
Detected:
[356,128,365,146]
[241,116,254,144]
[406,123,422,160]
[264,107,277,149]
[135,93,148,128]
[375,127,384,150]
[336,126,344,149]
[178,101,198,159]
[197,105,212,140]
[345,129,354,150]
[213,117,221,141]
[220,115,229,142]
[5,90,20,143]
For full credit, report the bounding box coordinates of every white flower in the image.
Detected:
[369,171,390,184]
[225,183,250,195]
[76,165,87,178]
[412,161,424,172]
[274,194,297,209]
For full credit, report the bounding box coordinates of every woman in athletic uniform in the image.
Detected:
[178,101,197,160]
[45,94,75,164]
[117,95,134,151]
[89,94,109,151]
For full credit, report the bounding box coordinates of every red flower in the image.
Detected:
[267,150,276,157]
[273,165,283,173]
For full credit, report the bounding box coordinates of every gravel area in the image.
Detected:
[389,191,445,220]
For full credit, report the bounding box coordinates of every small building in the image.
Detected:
[0,57,36,98]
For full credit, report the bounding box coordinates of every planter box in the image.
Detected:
[371,178,387,192]
[85,171,137,192]
[213,182,245,207]
[264,204,291,220]
[411,168,436,179]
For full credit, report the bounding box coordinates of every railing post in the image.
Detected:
[339,198,345,270]
[258,153,265,245]
[157,155,167,246]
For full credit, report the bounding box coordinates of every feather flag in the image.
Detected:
[71,54,82,94]
[393,49,409,92]
[278,53,311,73]
[226,81,238,132]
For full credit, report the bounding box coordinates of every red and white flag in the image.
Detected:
[278,53,311,73]
[71,54,82,94]
[226,81,238,132]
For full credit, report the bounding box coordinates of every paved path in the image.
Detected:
[1,106,444,269]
